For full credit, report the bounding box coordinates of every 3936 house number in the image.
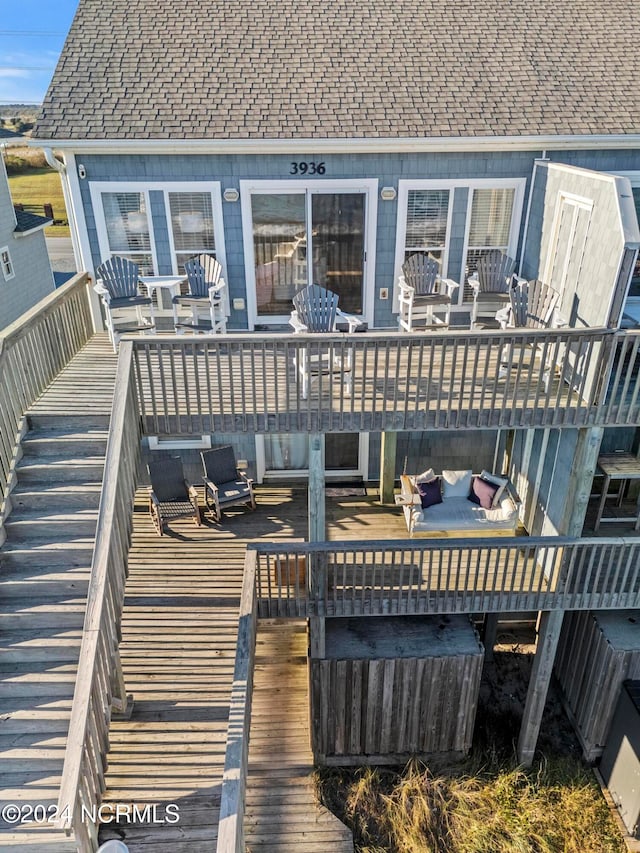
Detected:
[290,161,326,175]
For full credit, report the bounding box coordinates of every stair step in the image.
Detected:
[4,509,98,541]
[15,458,105,484]
[0,541,95,570]
[26,412,111,430]
[0,632,82,664]
[0,572,90,599]
[0,602,87,630]
[0,830,77,852]
[10,483,103,511]
[20,431,108,458]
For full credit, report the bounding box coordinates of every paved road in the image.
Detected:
[46,236,77,287]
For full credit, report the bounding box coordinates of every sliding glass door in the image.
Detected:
[243,180,376,326]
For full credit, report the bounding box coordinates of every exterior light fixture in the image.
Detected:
[223,188,240,202]
[380,187,397,201]
[78,164,87,179]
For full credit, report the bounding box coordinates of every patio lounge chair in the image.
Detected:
[397,253,458,331]
[95,256,156,350]
[148,456,201,536]
[201,446,256,522]
[469,250,517,328]
[173,254,227,334]
[289,284,361,399]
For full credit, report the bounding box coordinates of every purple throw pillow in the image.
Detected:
[468,475,499,510]
[418,478,442,509]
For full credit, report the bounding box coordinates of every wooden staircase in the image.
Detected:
[0,416,108,851]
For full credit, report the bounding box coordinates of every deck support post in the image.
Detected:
[308,433,326,658]
[379,432,397,504]
[308,433,325,542]
[560,427,604,536]
[483,614,500,662]
[517,609,564,767]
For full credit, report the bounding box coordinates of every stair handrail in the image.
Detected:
[0,272,94,518]
[56,341,141,851]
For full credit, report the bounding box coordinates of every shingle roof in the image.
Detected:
[14,208,52,233]
[33,0,640,141]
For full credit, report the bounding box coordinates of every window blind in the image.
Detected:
[405,189,449,249]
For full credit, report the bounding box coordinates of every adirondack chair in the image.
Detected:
[289,284,361,399]
[495,279,560,377]
[201,446,256,522]
[469,250,517,327]
[148,456,201,536]
[94,256,155,350]
[173,254,227,334]
[397,253,459,331]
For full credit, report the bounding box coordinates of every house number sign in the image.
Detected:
[290,161,326,175]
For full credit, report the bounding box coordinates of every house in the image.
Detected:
[0,154,54,329]
[2,0,639,848]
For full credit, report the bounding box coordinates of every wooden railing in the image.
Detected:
[216,550,258,853]
[251,537,640,618]
[0,272,93,512]
[57,342,141,851]
[130,327,628,434]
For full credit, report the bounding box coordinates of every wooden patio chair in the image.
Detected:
[289,284,361,399]
[496,279,560,378]
[397,253,458,331]
[469,250,517,328]
[173,254,227,334]
[95,256,155,349]
[148,456,201,536]
[201,446,256,522]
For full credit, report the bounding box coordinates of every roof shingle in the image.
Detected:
[32,0,640,141]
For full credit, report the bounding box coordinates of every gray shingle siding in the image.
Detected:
[33,0,640,142]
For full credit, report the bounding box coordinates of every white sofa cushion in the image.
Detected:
[442,469,473,498]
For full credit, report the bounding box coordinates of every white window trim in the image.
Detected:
[0,245,15,281]
[161,182,227,279]
[255,433,369,484]
[395,178,526,310]
[393,181,455,312]
[460,179,527,305]
[89,181,160,275]
[240,178,378,330]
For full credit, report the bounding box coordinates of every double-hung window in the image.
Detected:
[99,191,154,275]
[1,246,14,281]
[464,187,517,299]
[165,190,218,273]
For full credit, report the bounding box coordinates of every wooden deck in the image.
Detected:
[97,486,359,852]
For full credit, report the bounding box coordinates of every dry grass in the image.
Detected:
[5,149,69,237]
[317,756,625,853]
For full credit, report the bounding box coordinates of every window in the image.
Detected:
[100,191,154,274]
[463,188,516,299]
[395,180,524,309]
[404,189,450,266]
[167,191,217,272]
[1,246,14,281]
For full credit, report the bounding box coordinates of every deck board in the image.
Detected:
[98,486,356,851]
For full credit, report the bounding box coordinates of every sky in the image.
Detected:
[0,0,79,105]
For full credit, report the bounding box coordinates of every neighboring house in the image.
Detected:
[0,154,54,330]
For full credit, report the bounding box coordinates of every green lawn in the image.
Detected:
[7,168,70,237]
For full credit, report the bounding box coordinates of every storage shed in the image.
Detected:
[554,611,640,761]
[310,615,484,765]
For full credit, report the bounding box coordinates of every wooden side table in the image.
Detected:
[594,454,640,531]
